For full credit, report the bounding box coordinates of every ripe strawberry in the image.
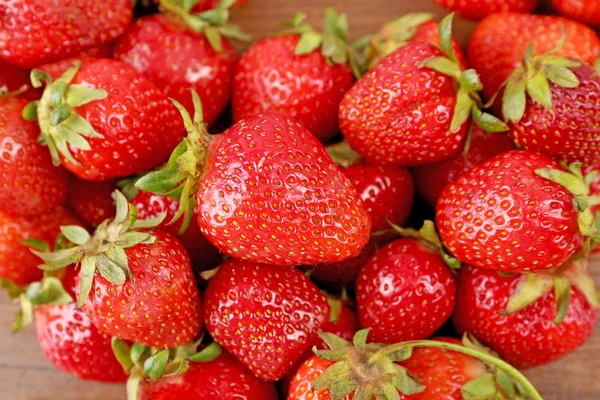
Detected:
[114,8,240,126]
[0,0,132,68]
[434,0,538,21]
[0,206,78,286]
[413,124,515,208]
[0,96,69,216]
[27,58,185,181]
[552,0,600,27]
[37,43,114,80]
[339,15,506,166]
[66,178,116,227]
[468,13,600,99]
[233,9,356,142]
[204,259,330,381]
[454,264,598,369]
[356,223,457,343]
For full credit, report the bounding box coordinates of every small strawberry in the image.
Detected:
[0,96,69,216]
[454,263,598,369]
[339,14,506,166]
[434,0,538,21]
[552,0,600,27]
[233,9,357,142]
[0,0,132,68]
[437,150,599,272]
[204,259,330,381]
[34,191,202,348]
[356,221,457,343]
[413,123,515,208]
[25,59,185,181]
[66,178,117,227]
[467,12,600,99]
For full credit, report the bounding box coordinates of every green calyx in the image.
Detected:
[282,8,363,78]
[501,33,581,123]
[159,0,251,51]
[135,91,211,235]
[112,337,222,400]
[24,61,108,167]
[32,190,166,308]
[419,13,508,134]
[326,141,362,168]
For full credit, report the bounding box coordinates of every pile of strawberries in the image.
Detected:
[2,0,600,399]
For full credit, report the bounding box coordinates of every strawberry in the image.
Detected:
[339,15,506,166]
[0,96,69,216]
[552,0,600,27]
[26,59,185,181]
[453,263,598,369]
[434,0,538,21]
[0,59,39,100]
[114,2,243,126]
[34,191,202,348]
[66,178,116,227]
[36,43,114,81]
[0,0,132,68]
[0,206,78,286]
[204,259,330,381]
[136,95,371,266]
[467,12,600,99]
[435,150,599,272]
[233,9,357,142]
[356,222,457,343]
[412,124,515,208]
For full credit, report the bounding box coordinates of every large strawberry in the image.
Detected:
[204,259,330,381]
[553,0,600,27]
[0,96,69,216]
[34,191,202,348]
[468,12,600,99]
[454,263,598,369]
[233,9,356,143]
[0,0,132,68]
[25,59,185,181]
[434,0,538,21]
[339,14,506,166]
[137,94,371,266]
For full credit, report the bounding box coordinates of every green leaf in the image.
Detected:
[22,101,39,121]
[121,231,154,248]
[182,0,198,12]
[461,375,498,399]
[30,69,52,88]
[383,347,413,363]
[568,260,600,309]
[502,80,527,123]
[319,331,351,350]
[131,343,149,364]
[535,167,588,198]
[553,275,572,325]
[33,247,82,271]
[459,69,483,94]
[471,107,509,133]
[526,73,553,112]
[381,383,401,400]
[0,278,24,299]
[95,253,127,286]
[544,55,580,68]
[65,85,108,108]
[188,342,222,362]
[143,349,170,379]
[59,225,90,246]
[544,65,580,88]
[205,26,223,52]
[50,104,72,126]
[391,364,424,395]
[505,273,553,314]
[450,89,473,133]
[12,294,33,333]
[326,141,361,167]
[77,255,96,308]
[311,361,355,395]
[353,328,369,350]
[62,112,103,138]
[113,190,130,224]
[112,337,133,372]
[50,81,68,107]
[495,368,516,399]
[420,57,461,79]
[27,277,73,306]
[126,373,142,400]
[295,31,323,55]
[61,127,91,151]
[437,13,456,62]
[323,7,338,36]
[135,170,184,194]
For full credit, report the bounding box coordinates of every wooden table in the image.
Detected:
[1,0,598,399]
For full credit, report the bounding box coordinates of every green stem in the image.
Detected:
[370,340,543,400]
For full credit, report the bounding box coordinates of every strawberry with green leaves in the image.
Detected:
[233,9,357,142]
[434,0,538,21]
[339,14,507,166]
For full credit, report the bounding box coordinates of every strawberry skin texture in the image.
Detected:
[114,14,237,127]
[0,206,79,286]
[468,12,600,99]
[339,42,466,166]
[0,0,132,68]
[83,229,202,348]
[66,178,116,227]
[197,113,371,266]
[37,43,114,81]
[287,355,351,400]
[233,35,355,142]
[138,351,278,400]
[436,150,580,272]
[413,125,515,208]
[204,259,330,381]
[453,265,598,369]
[356,238,456,343]
[507,64,600,167]
[434,0,538,21]
[60,59,185,181]
[553,0,600,27]
[0,97,69,216]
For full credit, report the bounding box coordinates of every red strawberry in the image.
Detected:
[434,0,538,21]
[0,0,132,68]
[233,9,356,142]
[138,351,278,400]
[413,124,515,208]
[454,264,598,369]
[114,12,239,126]
[287,355,350,400]
[36,43,114,80]
[0,59,39,100]
[553,0,600,27]
[0,206,78,286]
[468,12,600,99]
[28,58,185,181]
[66,178,116,227]
[356,224,457,343]
[204,259,330,381]
[0,97,69,216]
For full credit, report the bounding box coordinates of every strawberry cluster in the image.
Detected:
[1,0,599,399]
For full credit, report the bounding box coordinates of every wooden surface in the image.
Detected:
[1,1,598,399]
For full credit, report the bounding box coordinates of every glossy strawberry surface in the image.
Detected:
[436,150,580,272]
[66,178,116,227]
[198,113,371,266]
[552,0,600,27]
[434,0,538,21]
[37,43,114,80]
[204,259,330,381]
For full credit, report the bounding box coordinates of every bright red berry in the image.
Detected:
[552,0,600,27]
[434,0,538,21]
